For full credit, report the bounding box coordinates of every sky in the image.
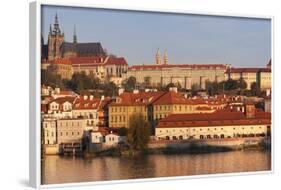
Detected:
[41,5,271,67]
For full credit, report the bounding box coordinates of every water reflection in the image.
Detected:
[42,150,271,184]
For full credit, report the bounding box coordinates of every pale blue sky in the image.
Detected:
[41,5,271,67]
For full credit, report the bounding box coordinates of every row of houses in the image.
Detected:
[41,86,271,154]
[155,104,271,141]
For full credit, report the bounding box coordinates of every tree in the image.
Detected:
[126,113,151,152]
[101,82,118,97]
[165,82,181,91]
[41,70,63,88]
[143,76,152,88]
[205,81,220,96]
[123,76,136,92]
[250,82,261,96]
[224,79,239,90]
[238,78,247,90]
[117,127,128,136]
[66,72,100,93]
[191,83,200,96]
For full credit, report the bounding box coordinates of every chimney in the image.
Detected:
[245,102,255,118]
[118,88,124,95]
[55,87,60,94]
[266,89,271,97]
[89,95,94,100]
[169,87,177,93]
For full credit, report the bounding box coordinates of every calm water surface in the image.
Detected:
[42,150,271,184]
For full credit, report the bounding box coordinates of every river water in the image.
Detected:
[42,150,271,185]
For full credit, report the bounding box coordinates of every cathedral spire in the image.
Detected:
[53,13,61,35]
[156,48,161,65]
[164,49,168,65]
[49,24,52,35]
[73,24,77,43]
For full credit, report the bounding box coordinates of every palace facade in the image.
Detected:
[155,103,271,140]
[125,49,271,91]
[125,49,229,89]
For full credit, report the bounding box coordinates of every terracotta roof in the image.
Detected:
[56,90,78,97]
[152,91,206,105]
[92,127,110,136]
[70,56,106,65]
[157,110,271,128]
[48,97,76,112]
[110,91,165,106]
[129,64,227,70]
[53,58,72,65]
[105,57,128,66]
[51,56,128,67]
[73,96,101,110]
[226,67,271,73]
[49,97,76,105]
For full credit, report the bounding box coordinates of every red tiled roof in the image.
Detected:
[110,91,165,106]
[73,96,101,110]
[152,91,206,105]
[105,57,128,66]
[48,97,76,112]
[57,90,78,96]
[50,56,128,67]
[129,64,227,70]
[53,58,72,65]
[49,97,76,105]
[226,67,271,73]
[157,110,271,128]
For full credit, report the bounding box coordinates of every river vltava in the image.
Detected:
[42,150,271,184]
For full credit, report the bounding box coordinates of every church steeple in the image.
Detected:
[156,48,162,65]
[49,24,52,35]
[53,13,61,35]
[47,13,64,61]
[164,49,168,65]
[73,25,77,44]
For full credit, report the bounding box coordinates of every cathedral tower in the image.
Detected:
[73,24,77,44]
[155,48,162,65]
[48,13,65,61]
[163,49,168,65]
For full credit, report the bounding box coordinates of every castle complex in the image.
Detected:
[41,14,105,61]
[41,14,271,91]
[41,14,128,81]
